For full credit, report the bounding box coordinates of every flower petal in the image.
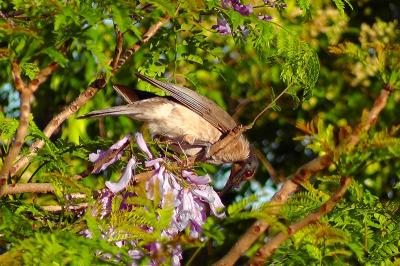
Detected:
[182,170,211,185]
[89,135,130,173]
[212,17,232,35]
[145,158,163,169]
[135,132,153,159]
[192,186,225,218]
[105,157,136,193]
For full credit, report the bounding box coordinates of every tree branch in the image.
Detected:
[249,177,352,265]
[1,169,155,196]
[213,85,392,266]
[213,155,332,266]
[346,85,393,148]
[2,183,55,194]
[9,16,171,179]
[0,62,57,196]
[41,203,88,212]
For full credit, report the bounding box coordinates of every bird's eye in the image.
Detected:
[244,170,253,179]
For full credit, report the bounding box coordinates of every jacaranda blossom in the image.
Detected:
[212,17,232,35]
[89,135,131,173]
[221,0,253,16]
[231,0,253,16]
[86,132,225,265]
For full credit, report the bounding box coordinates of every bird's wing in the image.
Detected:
[136,73,237,133]
[112,84,139,104]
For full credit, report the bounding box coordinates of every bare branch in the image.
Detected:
[27,62,58,92]
[2,183,55,195]
[346,85,393,148]
[10,16,171,179]
[1,170,154,195]
[0,62,57,195]
[10,62,24,92]
[41,203,88,212]
[249,177,352,265]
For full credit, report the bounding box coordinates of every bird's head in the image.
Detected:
[220,151,259,195]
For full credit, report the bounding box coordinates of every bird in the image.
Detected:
[79,73,258,194]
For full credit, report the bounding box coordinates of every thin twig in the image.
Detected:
[113,16,171,72]
[253,148,277,183]
[247,85,291,129]
[213,85,392,266]
[206,85,289,160]
[75,137,132,180]
[111,25,123,71]
[0,62,57,196]
[249,177,352,265]
[9,16,171,179]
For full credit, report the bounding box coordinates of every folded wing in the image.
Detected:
[136,73,237,133]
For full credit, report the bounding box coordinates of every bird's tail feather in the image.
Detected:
[77,105,142,119]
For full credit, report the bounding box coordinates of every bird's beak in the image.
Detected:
[220,163,243,195]
[219,153,258,196]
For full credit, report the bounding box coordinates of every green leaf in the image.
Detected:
[44,48,68,67]
[21,62,39,80]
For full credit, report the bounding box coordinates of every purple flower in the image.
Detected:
[223,0,253,15]
[221,0,232,8]
[233,2,253,15]
[258,14,273,21]
[135,132,153,159]
[105,157,136,193]
[212,18,232,35]
[182,170,211,185]
[192,185,225,218]
[86,132,226,265]
[239,25,250,36]
[89,135,131,174]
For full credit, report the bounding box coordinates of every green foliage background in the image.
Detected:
[0,0,399,265]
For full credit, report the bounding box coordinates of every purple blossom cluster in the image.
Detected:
[212,0,283,35]
[222,0,253,16]
[86,133,225,265]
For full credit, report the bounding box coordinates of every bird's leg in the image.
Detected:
[161,135,196,167]
[175,140,189,165]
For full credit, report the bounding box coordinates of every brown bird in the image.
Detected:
[80,73,258,193]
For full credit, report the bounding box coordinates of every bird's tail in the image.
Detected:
[77,104,143,119]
